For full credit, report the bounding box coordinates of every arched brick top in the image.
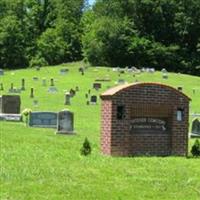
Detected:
[100,82,191,101]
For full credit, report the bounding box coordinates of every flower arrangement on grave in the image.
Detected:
[22,108,32,126]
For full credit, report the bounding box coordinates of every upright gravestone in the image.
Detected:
[75,86,79,92]
[0,95,21,114]
[50,78,54,86]
[60,68,69,75]
[93,83,102,90]
[191,118,200,135]
[69,89,76,97]
[64,92,71,105]
[48,78,58,93]
[90,95,97,104]
[0,83,4,91]
[30,88,34,98]
[33,76,39,81]
[42,78,46,86]
[56,110,74,134]
[21,78,25,90]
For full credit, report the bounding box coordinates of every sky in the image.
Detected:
[88,0,96,5]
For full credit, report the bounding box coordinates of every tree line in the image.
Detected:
[0,0,200,75]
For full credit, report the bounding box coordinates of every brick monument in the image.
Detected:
[100,82,190,156]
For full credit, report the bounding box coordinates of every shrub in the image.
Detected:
[191,139,200,157]
[80,137,91,156]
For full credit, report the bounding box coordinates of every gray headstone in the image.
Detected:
[60,68,69,75]
[0,95,21,114]
[29,112,57,128]
[117,79,125,84]
[42,78,47,86]
[56,110,74,134]
[48,87,58,93]
[33,100,39,107]
[192,118,200,135]
[64,92,71,105]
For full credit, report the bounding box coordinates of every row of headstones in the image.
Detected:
[29,110,74,134]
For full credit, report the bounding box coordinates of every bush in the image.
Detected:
[29,55,48,68]
[80,137,91,156]
[191,139,200,157]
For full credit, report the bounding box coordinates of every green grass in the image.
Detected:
[0,62,200,200]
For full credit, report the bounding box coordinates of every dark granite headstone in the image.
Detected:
[90,95,97,104]
[56,110,74,134]
[0,95,21,114]
[29,112,57,128]
[30,88,34,98]
[69,89,76,97]
[93,83,102,90]
[21,78,25,90]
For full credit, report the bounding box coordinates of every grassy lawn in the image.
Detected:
[0,62,200,200]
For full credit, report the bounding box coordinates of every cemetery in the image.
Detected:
[0,62,200,199]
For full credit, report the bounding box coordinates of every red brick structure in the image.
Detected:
[100,82,190,156]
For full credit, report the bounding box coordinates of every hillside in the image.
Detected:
[0,62,200,200]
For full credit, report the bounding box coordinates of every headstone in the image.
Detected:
[90,95,97,104]
[8,83,21,93]
[30,88,34,98]
[33,76,39,81]
[50,78,54,86]
[88,89,91,94]
[56,110,74,134]
[21,78,25,90]
[36,66,40,71]
[64,92,71,105]
[79,67,84,73]
[177,86,183,92]
[60,68,69,75]
[162,73,168,79]
[0,113,22,121]
[0,95,21,114]
[75,86,79,92]
[117,79,126,84]
[85,93,88,98]
[69,89,76,97]
[29,112,57,128]
[0,83,4,91]
[93,83,102,90]
[0,69,4,76]
[191,118,200,135]
[33,100,38,107]
[48,87,58,93]
[42,78,46,86]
